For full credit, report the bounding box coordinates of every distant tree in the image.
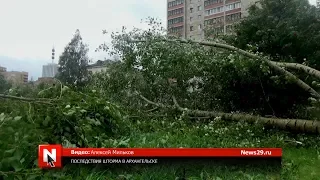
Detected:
[0,74,12,93]
[57,29,89,86]
[226,0,320,68]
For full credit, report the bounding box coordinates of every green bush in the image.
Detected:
[0,85,130,179]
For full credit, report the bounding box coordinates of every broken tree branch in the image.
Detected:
[145,107,159,112]
[0,94,54,105]
[134,91,168,108]
[131,39,320,99]
[273,62,320,79]
[138,93,320,134]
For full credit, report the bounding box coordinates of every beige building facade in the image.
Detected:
[0,65,28,85]
[2,71,28,85]
[167,0,257,40]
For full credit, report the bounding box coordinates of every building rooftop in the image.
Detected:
[87,59,115,68]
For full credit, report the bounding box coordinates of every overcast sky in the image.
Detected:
[0,0,317,80]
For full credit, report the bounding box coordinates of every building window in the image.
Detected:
[204,0,223,7]
[168,8,184,16]
[198,6,202,11]
[190,17,193,21]
[205,6,224,16]
[198,15,201,19]
[198,24,202,30]
[226,12,241,22]
[190,26,194,31]
[211,26,224,35]
[190,8,193,13]
[204,16,224,25]
[225,2,241,11]
[168,26,184,33]
[168,0,185,8]
[168,16,184,25]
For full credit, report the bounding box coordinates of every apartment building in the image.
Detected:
[317,0,320,8]
[42,63,58,78]
[0,65,28,85]
[0,66,7,72]
[1,71,28,85]
[167,0,257,40]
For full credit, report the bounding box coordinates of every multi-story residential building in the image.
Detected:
[0,65,28,85]
[0,66,7,72]
[317,0,320,8]
[2,71,28,85]
[167,0,257,40]
[42,63,59,78]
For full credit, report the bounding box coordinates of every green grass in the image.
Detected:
[31,117,320,180]
[282,148,320,180]
[1,116,320,180]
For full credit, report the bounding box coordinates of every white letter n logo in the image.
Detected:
[43,149,56,163]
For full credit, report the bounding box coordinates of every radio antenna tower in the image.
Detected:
[52,46,55,64]
[51,46,56,77]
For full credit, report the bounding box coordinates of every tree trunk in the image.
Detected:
[137,93,320,134]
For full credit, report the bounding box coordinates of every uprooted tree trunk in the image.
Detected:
[131,39,320,99]
[137,92,320,134]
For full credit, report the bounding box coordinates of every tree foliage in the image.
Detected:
[57,29,90,87]
[0,74,11,94]
[0,85,129,178]
[226,0,320,68]
[1,15,320,179]
[91,18,314,119]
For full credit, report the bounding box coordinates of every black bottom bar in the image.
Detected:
[63,157,281,172]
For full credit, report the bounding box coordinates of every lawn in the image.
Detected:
[32,117,320,180]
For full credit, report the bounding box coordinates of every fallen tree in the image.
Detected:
[95,23,320,134]
[5,91,320,135]
[131,39,320,99]
[137,92,320,134]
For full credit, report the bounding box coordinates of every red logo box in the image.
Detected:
[38,144,62,168]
